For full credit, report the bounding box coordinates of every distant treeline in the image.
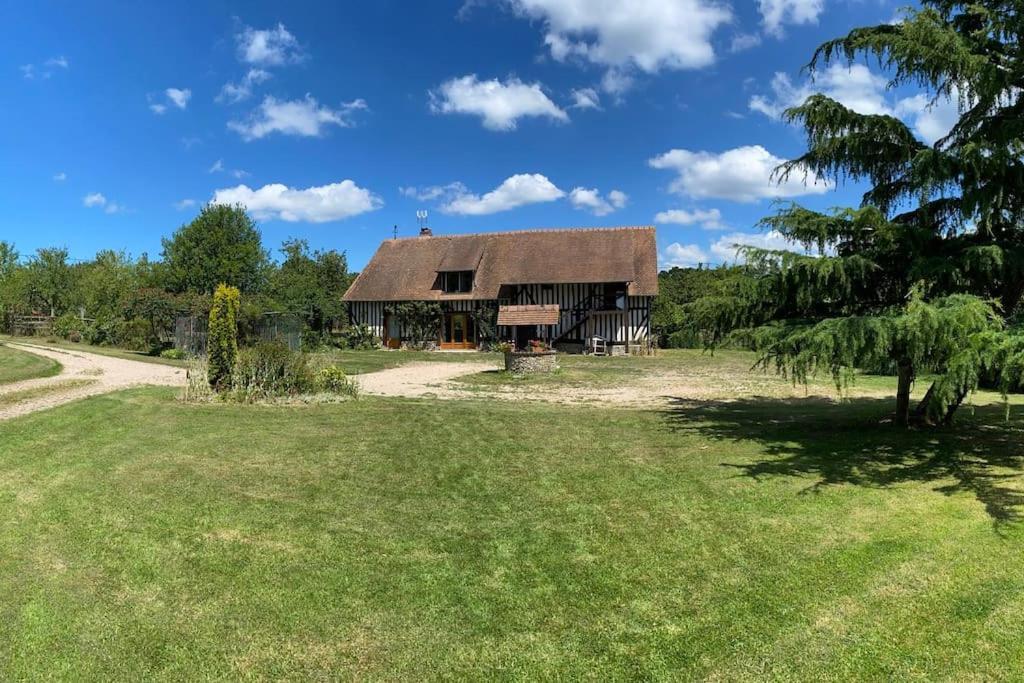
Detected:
[652,265,746,349]
[0,204,355,353]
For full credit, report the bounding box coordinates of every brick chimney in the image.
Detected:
[419,226,433,236]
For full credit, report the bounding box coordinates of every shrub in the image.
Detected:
[316,365,359,397]
[208,284,240,391]
[118,317,153,352]
[301,328,327,351]
[52,313,85,341]
[341,323,380,350]
[160,348,185,360]
[83,316,119,346]
[231,342,314,402]
[182,357,215,403]
[666,328,701,349]
[384,301,442,348]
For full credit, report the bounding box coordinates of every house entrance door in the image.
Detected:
[441,312,475,350]
[383,313,401,349]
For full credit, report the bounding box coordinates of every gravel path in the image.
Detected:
[353,360,702,407]
[356,361,497,398]
[0,342,185,421]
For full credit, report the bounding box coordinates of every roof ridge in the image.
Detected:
[393,225,655,240]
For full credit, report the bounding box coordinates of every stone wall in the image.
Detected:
[505,351,558,374]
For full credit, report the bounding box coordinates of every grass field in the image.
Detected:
[452,349,900,391]
[316,348,502,374]
[3,366,1024,678]
[0,343,62,385]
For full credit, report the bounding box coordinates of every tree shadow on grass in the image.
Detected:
[661,396,1024,528]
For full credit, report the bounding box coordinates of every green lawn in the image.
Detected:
[0,343,61,385]
[0,379,95,409]
[453,348,918,397]
[315,348,502,374]
[2,384,1024,678]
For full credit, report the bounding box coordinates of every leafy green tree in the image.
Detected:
[691,1,1024,426]
[75,250,140,320]
[161,204,269,295]
[127,287,179,353]
[0,242,25,329]
[27,247,73,316]
[208,284,240,391]
[0,242,17,279]
[653,266,745,348]
[269,239,353,332]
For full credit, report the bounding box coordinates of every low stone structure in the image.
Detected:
[504,350,558,374]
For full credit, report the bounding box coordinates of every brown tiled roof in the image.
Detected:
[344,226,658,301]
[497,304,561,326]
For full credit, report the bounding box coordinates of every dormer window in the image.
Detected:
[442,270,473,293]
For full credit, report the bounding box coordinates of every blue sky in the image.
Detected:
[2,0,950,270]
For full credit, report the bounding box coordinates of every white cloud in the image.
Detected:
[429,75,568,131]
[654,208,725,230]
[508,0,732,81]
[174,199,197,210]
[570,87,600,110]
[166,87,191,109]
[228,95,367,140]
[237,23,304,66]
[53,172,66,182]
[83,192,124,214]
[212,180,382,223]
[207,159,249,178]
[895,90,963,145]
[750,64,891,119]
[149,88,190,115]
[649,145,833,202]
[217,68,272,104]
[600,68,634,97]
[710,229,811,263]
[730,33,762,53]
[750,63,965,145]
[661,242,708,268]
[20,56,69,80]
[441,173,565,215]
[759,0,825,37]
[400,182,469,202]
[83,193,106,208]
[568,187,627,216]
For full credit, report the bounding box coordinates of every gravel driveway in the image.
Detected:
[356,361,497,398]
[0,342,185,421]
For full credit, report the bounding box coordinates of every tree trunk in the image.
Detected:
[895,361,914,428]
[913,381,938,425]
[942,387,970,426]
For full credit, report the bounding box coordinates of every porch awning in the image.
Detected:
[497,304,561,326]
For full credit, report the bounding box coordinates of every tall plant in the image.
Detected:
[691,0,1024,426]
[207,284,240,391]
